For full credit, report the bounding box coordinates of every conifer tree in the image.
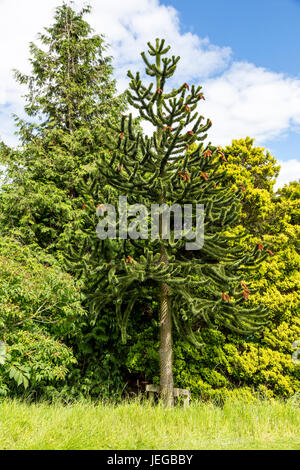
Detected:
[84,39,270,406]
[0,2,125,254]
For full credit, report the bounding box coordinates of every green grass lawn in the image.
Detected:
[0,399,299,450]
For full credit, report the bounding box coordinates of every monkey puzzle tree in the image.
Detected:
[85,39,270,406]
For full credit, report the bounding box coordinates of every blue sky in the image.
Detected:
[0,0,300,186]
[163,0,300,76]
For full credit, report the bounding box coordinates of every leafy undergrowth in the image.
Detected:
[0,398,299,450]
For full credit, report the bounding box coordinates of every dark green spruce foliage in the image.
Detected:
[85,39,269,346]
[0,3,125,255]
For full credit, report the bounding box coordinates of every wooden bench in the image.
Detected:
[145,384,191,407]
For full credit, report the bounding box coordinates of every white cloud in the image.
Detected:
[200,62,300,146]
[89,0,231,88]
[275,159,300,189]
[0,0,59,106]
[0,0,231,107]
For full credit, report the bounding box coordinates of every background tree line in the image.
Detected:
[0,3,298,401]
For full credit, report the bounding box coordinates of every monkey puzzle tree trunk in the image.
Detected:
[159,267,174,406]
[159,206,174,407]
[159,303,173,407]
